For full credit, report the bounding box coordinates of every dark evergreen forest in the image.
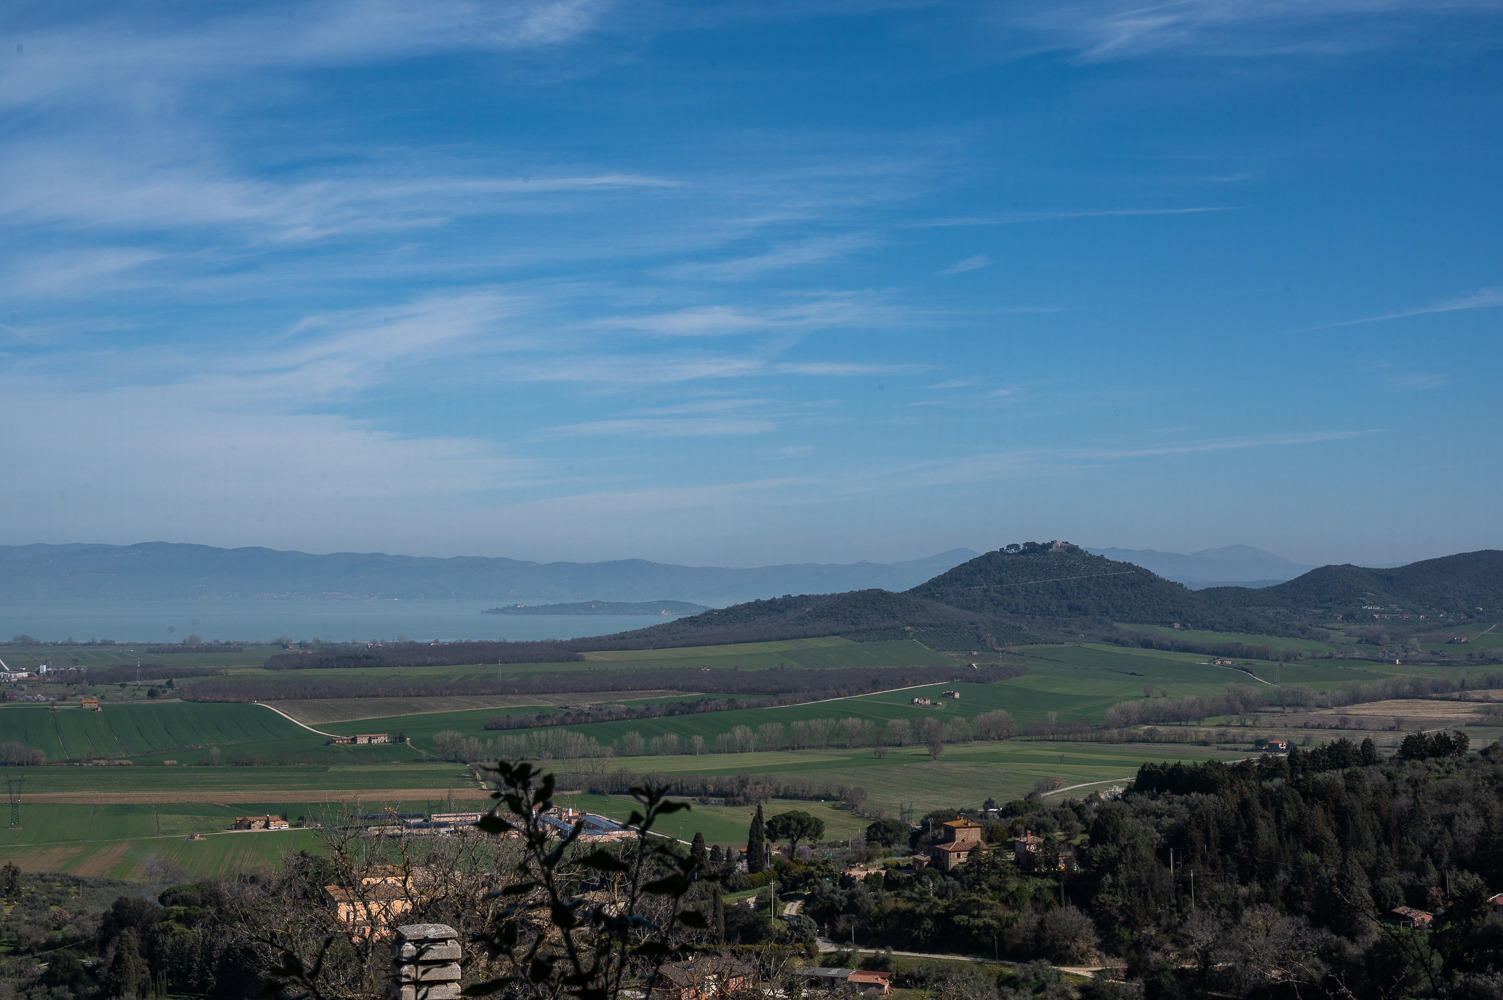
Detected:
[799,738,1503,998]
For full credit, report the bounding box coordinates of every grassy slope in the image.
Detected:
[171,637,950,690]
[549,741,1250,839]
[338,642,1436,753]
[1117,625,1339,654]
[0,762,476,793]
[0,702,429,764]
[553,793,872,847]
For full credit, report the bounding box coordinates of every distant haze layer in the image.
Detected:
[0,542,980,606]
[1086,545,1317,589]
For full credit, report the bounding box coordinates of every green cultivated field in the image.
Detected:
[0,702,426,764]
[340,641,1444,755]
[548,741,1248,816]
[0,762,476,794]
[0,795,496,879]
[3,628,1489,880]
[0,644,273,671]
[553,793,871,848]
[170,637,953,692]
[579,637,953,671]
[1117,625,1340,655]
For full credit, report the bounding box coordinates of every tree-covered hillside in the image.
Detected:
[565,589,998,651]
[1207,549,1503,619]
[905,541,1267,632]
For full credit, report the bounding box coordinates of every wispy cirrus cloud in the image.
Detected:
[548,416,779,438]
[665,233,879,281]
[1303,286,1503,331]
[938,254,992,276]
[595,294,900,338]
[846,429,1378,492]
[0,0,609,111]
[1000,0,1503,61]
[916,206,1234,228]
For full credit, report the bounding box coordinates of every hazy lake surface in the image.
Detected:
[0,599,660,644]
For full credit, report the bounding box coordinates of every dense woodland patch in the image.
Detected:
[802,740,1503,998]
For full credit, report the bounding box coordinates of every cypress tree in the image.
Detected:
[104,928,150,1000]
[714,885,726,946]
[709,844,723,868]
[690,831,707,867]
[747,804,767,874]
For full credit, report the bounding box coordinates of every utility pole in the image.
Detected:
[1189,869,1195,911]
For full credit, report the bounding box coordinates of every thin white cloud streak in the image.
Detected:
[547,417,778,438]
[0,138,678,243]
[1302,286,1503,331]
[10,285,919,400]
[665,233,879,281]
[1387,372,1449,391]
[0,0,608,112]
[938,254,992,276]
[1,248,164,298]
[594,294,902,338]
[1001,0,1503,61]
[854,429,1376,492]
[1063,429,1373,460]
[916,206,1234,228]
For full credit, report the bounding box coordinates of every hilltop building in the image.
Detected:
[929,818,986,872]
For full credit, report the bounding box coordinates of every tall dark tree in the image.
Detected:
[766,810,825,857]
[690,831,707,867]
[865,818,911,848]
[709,844,723,868]
[104,928,150,1000]
[714,886,726,946]
[747,804,767,874]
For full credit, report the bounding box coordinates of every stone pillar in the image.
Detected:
[392,924,462,1000]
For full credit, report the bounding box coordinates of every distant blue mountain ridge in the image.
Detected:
[1085,544,1316,589]
[0,542,982,606]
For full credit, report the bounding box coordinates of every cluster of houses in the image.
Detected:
[539,806,633,842]
[910,691,962,707]
[231,815,292,831]
[327,733,391,745]
[913,819,1077,874]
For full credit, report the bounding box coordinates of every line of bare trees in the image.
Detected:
[432,708,1019,767]
[182,662,1025,703]
[1104,684,1269,727]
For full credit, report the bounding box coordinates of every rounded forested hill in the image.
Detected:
[1205,549,1503,616]
[566,589,989,650]
[905,541,1259,631]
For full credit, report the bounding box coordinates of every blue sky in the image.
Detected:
[1,0,1500,568]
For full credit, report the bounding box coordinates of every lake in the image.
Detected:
[0,599,663,644]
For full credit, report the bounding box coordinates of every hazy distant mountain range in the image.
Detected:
[1085,544,1316,589]
[0,542,981,605]
[572,544,1503,651]
[483,601,712,616]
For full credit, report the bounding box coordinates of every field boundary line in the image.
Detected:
[251,701,341,737]
[1040,776,1135,796]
